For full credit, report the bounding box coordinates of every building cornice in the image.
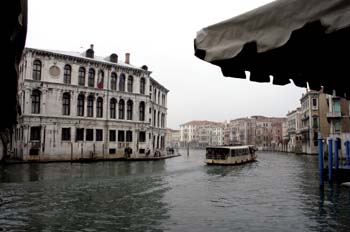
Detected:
[25,47,151,77]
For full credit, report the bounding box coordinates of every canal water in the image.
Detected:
[1,150,350,231]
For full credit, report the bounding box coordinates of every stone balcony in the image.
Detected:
[326,111,341,118]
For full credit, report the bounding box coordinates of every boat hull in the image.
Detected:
[205,154,257,165]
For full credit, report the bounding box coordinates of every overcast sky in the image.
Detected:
[26,0,305,129]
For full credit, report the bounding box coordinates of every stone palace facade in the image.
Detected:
[13,45,168,161]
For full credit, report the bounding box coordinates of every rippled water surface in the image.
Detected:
[1,150,350,231]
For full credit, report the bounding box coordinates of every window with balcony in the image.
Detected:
[119,73,125,91]
[119,99,125,119]
[77,94,85,116]
[64,65,72,84]
[78,67,85,86]
[96,97,103,118]
[87,95,94,117]
[110,98,116,119]
[127,76,133,92]
[140,78,145,94]
[333,100,340,113]
[31,90,41,114]
[111,72,117,90]
[32,60,41,81]
[127,100,133,120]
[139,101,145,121]
[62,92,70,115]
[88,68,95,87]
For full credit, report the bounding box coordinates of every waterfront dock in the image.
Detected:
[124,153,181,161]
[2,152,181,164]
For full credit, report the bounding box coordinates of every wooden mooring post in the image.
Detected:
[328,138,333,183]
[318,134,324,189]
[346,141,350,165]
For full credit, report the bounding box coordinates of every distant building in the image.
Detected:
[165,128,180,148]
[285,108,301,153]
[283,89,350,155]
[13,45,169,161]
[320,91,350,155]
[228,116,285,150]
[282,120,289,152]
[229,118,250,145]
[179,120,223,148]
[297,90,320,154]
[223,121,231,145]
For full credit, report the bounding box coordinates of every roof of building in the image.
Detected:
[180,120,223,127]
[25,47,150,73]
[150,77,169,93]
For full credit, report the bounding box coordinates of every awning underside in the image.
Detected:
[194,0,350,99]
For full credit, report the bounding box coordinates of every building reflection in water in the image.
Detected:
[0,161,170,231]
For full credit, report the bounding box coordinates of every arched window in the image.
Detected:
[88,68,95,87]
[127,76,133,92]
[140,78,145,94]
[110,98,117,119]
[119,73,125,91]
[78,67,85,86]
[139,101,145,121]
[64,65,72,84]
[31,89,41,114]
[158,91,161,104]
[161,113,165,128]
[119,99,125,119]
[157,111,160,127]
[77,94,85,116]
[87,95,94,117]
[32,60,42,81]
[162,94,165,106]
[127,100,133,120]
[97,70,104,89]
[96,97,103,118]
[153,110,156,126]
[62,92,70,115]
[110,72,117,90]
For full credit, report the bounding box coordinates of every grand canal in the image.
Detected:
[1,150,350,231]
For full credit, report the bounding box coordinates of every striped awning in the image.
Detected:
[194,0,350,99]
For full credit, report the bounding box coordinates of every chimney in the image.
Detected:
[86,44,94,58]
[125,53,130,64]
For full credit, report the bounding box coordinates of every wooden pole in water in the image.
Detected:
[328,138,333,183]
[346,141,350,165]
[318,134,324,189]
[187,142,189,156]
[334,139,339,170]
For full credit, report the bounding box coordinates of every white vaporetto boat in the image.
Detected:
[205,145,257,165]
